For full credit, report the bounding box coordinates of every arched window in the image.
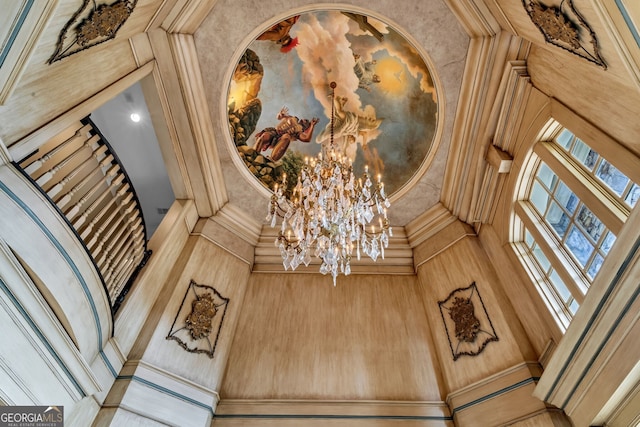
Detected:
[512,121,639,331]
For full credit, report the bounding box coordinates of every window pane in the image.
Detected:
[549,269,571,301]
[596,159,629,196]
[571,138,599,171]
[555,181,578,214]
[601,232,616,255]
[530,181,550,214]
[546,202,570,237]
[536,163,557,191]
[625,183,639,208]
[532,244,551,272]
[576,205,604,242]
[588,253,604,280]
[566,226,594,267]
[569,300,579,314]
[525,229,534,248]
[555,129,573,149]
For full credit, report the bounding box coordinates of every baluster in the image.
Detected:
[36,134,101,187]
[95,216,139,270]
[59,164,120,213]
[105,223,141,272]
[111,247,144,298]
[64,169,123,220]
[108,258,132,300]
[94,214,141,268]
[23,124,91,175]
[71,169,127,230]
[80,190,132,241]
[86,198,135,252]
[100,226,143,288]
[110,252,140,300]
[104,233,139,284]
[48,144,110,199]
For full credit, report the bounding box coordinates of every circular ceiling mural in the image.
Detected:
[227,10,438,197]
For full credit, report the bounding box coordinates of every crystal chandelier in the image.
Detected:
[266,82,391,285]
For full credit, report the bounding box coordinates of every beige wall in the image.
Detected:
[221,272,443,401]
[416,231,533,393]
[134,235,251,391]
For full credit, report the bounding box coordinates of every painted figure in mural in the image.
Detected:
[254,107,319,162]
[257,16,300,53]
[316,94,382,162]
[353,54,381,92]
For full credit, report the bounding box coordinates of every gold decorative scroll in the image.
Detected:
[166,280,229,359]
[438,282,498,361]
[523,0,606,68]
[48,0,137,64]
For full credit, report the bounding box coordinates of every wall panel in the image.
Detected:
[221,273,443,401]
[137,235,251,392]
[416,234,529,393]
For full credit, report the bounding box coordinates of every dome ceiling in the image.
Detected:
[195,1,469,227]
[227,11,439,197]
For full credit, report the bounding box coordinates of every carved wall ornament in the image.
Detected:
[438,282,498,361]
[48,0,137,64]
[166,280,229,359]
[523,0,606,68]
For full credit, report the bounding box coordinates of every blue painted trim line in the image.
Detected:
[561,283,640,408]
[117,375,215,415]
[214,414,453,420]
[615,0,640,48]
[99,350,117,378]
[0,181,104,349]
[544,236,640,403]
[116,375,454,421]
[0,278,85,397]
[452,377,539,415]
[0,0,34,68]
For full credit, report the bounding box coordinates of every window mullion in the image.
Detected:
[516,201,587,303]
[511,240,572,331]
[534,143,626,235]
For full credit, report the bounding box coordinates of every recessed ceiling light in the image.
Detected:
[130,113,141,123]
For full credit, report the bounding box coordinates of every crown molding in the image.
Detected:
[160,0,217,34]
[444,0,501,37]
[168,33,228,215]
[253,225,414,276]
[216,398,451,420]
[405,202,457,248]
[440,31,529,224]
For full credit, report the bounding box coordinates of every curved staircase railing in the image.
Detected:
[14,116,151,314]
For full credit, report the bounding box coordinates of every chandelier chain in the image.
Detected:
[267,81,391,285]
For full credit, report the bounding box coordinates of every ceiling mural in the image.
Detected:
[227,10,438,197]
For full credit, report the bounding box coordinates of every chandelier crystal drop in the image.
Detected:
[266,82,392,285]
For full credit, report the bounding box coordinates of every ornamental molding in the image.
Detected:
[523,0,606,68]
[48,0,137,64]
[166,280,229,359]
[438,282,499,361]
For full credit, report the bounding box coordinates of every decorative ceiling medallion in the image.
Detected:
[438,282,498,361]
[166,280,229,359]
[523,0,606,68]
[48,0,137,64]
[228,10,438,197]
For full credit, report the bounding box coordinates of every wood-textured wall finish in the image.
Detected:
[416,234,531,393]
[0,0,166,145]
[222,273,443,401]
[134,235,251,392]
[492,0,640,154]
